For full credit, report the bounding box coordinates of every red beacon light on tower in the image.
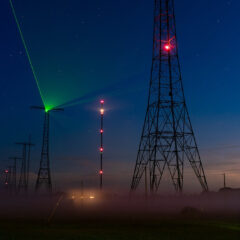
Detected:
[99,170,103,175]
[5,169,8,174]
[100,100,104,104]
[164,44,171,51]
[100,147,104,152]
[163,37,175,52]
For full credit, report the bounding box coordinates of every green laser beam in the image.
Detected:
[9,0,46,109]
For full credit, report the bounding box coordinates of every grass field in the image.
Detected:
[0,218,240,240]
[0,193,240,239]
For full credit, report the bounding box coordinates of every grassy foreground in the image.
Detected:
[0,218,240,240]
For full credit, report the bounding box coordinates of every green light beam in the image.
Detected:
[9,0,46,109]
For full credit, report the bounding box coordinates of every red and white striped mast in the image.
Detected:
[99,99,104,189]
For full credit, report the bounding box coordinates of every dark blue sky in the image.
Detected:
[0,0,240,193]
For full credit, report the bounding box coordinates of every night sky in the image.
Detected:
[0,0,240,193]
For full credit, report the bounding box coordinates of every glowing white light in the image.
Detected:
[100,108,104,115]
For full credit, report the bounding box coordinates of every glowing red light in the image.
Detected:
[5,170,8,173]
[100,147,104,152]
[100,100,104,104]
[99,170,103,174]
[164,44,171,51]
[5,182,8,185]
[100,129,104,133]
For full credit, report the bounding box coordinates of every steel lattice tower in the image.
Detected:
[17,143,27,193]
[15,138,34,193]
[131,0,208,193]
[37,111,51,192]
[16,139,34,194]
[9,157,22,194]
[32,106,63,193]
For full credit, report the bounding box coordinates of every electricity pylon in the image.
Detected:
[16,138,34,194]
[9,157,22,194]
[31,106,63,193]
[131,0,208,194]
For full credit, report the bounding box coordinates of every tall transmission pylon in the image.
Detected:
[16,139,34,194]
[99,100,105,189]
[31,106,63,193]
[131,0,208,194]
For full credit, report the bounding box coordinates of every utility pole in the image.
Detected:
[131,0,208,194]
[223,173,226,188]
[80,180,84,206]
[31,106,63,193]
